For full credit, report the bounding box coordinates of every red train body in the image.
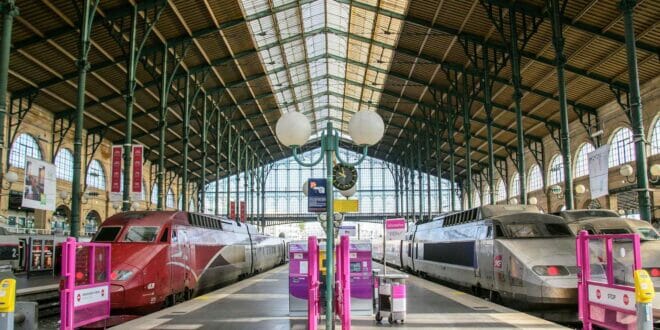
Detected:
[91,211,286,315]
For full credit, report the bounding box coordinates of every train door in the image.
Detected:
[246,225,255,275]
[476,223,494,287]
[170,227,190,297]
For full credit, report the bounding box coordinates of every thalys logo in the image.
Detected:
[494,255,502,268]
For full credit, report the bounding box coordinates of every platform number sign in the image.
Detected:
[308,179,327,213]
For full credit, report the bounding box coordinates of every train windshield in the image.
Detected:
[506,223,573,238]
[635,227,659,240]
[93,226,122,242]
[122,226,160,242]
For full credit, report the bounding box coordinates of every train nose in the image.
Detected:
[542,278,578,305]
[110,284,125,309]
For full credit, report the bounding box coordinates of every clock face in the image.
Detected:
[333,164,358,191]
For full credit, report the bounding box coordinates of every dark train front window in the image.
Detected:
[506,223,572,238]
[122,226,160,242]
[93,227,122,242]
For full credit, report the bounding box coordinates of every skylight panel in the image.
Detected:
[250,17,276,45]
[308,58,327,78]
[259,48,283,72]
[327,34,348,58]
[273,0,297,8]
[329,79,344,95]
[305,34,326,58]
[242,0,269,17]
[275,7,301,38]
[283,39,306,65]
[327,1,349,32]
[294,85,311,100]
[327,57,345,78]
[301,1,324,30]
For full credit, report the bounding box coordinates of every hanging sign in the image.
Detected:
[338,225,356,237]
[385,218,406,240]
[229,201,236,220]
[588,145,610,199]
[240,201,246,222]
[334,199,358,213]
[131,145,143,200]
[110,146,122,202]
[308,179,327,213]
[21,157,57,211]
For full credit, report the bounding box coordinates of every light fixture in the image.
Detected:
[650,163,660,183]
[2,171,18,189]
[619,163,660,183]
[528,196,538,205]
[339,185,356,198]
[275,111,312,147]
[509,198,518,205]
[112,202,121,210]
[59,191,70,204]
[131,201,140,210]
[575,184,586,195]
[347,111,385,146]
[619,164,634,181]
[302,180,309,197]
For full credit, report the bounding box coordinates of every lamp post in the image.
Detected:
[276,111,384,329]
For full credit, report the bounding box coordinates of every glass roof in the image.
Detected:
[239,0,409,136]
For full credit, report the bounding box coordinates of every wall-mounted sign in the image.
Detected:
[240,201,246,222]
[110,146,122,202]
[229,201,236,220]
[308,178,327,213]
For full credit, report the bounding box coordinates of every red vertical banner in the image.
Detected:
[110,146,122,202]
[229,201,236,220]
[131,145,143,200]
[240,201,246,222]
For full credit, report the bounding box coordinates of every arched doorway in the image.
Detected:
[85,210,102,236]
[52,205,70,234]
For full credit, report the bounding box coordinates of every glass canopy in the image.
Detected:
[239,0,409,136]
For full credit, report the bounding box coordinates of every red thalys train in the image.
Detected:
[91,211,286,314]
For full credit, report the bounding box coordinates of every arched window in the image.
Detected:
[473,191,482,208]
[608,127,635,167]
[548,155,564,185]
[574,143,595,178]
[510,173,520,197]
[527,165,543,192]
[151,184,159,205]
[651,118,660,156]
[54,148,74,182]
[496,180,506,202]
[188,199,195,212]
[9,134,42,168]
[86,160,106,190]
[166,189,175,209]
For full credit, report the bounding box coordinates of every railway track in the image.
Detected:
[17,284,61,317]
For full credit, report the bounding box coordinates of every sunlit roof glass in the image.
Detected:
[239,0,409,134]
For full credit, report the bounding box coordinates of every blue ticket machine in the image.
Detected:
[350,240,373,315]
[288,241,309,316]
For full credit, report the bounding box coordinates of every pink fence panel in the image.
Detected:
[60,237,111,330]
[307,236,319,330]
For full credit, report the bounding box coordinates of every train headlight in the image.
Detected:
[646,268,660,277]
[532,265,569,276]
[111,270,134,281]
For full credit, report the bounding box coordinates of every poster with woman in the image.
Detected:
[21,157,57,211]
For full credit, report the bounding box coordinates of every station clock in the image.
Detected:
[332,164,358,191]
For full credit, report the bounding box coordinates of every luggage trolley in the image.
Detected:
[374,273,408,324]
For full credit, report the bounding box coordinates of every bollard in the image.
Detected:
[634,270,655,330]
[0,278,17,330]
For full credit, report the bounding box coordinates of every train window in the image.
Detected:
[172,230,178,243]
[599,228,629,235]
[494,225,504,238]
[545,224,572,236]
[123,226,159,242]
[93,226,122,242]
[160,228,169,243]
[507,224,542,238]
[485,226,493,239]
[635,227,659,240]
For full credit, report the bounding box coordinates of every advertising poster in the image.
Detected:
[385,218,406,240]
[110,146,122,202]
[240,201,246,222]
[131,145,143,200]
[229,201,236,220]
[21,157,56,211]
[588,145,610,199]
[307,178,327,213]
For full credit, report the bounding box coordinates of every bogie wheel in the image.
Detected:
[388,314,393,324]
[375,312,382,323]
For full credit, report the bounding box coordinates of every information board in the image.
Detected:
[588,145,610,199]
[307,179,327,213]
[338,225,356,237]
[385,218,406,240]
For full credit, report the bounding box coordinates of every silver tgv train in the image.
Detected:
[374,205,579,318]
[557,209,660,319]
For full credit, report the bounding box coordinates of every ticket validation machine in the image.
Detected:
[288,241,310,316]
[350,241,373,315]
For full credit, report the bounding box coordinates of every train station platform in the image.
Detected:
[115,264,566,329]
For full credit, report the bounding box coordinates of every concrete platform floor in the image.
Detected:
[114,265,567,329]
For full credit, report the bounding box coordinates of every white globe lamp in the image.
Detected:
[339,185,356,198]
[650,163,660,177]
[619,164,633,177]
[276,111,311,147]
[510,198,518,205]
[575,184,586,194]
[528,196,538,205]
[4,171,18,184]
[302,180,309,196]
[348,111,384,146]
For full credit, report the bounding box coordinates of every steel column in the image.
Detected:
[200,94,207,213]
[462,74,473,209]
[417,139,423,219]
[215,109,221,215]
[435,110,442,212]
[482,47,496,205]
[71,0,98,238]
[235,134,241,220]
[509,10,527,205]
[157,44,168,211]
[425,135,431,219]
[549,0,574,210]
[122,6,138,211]
[182,75,190,211]
[620,0,651,221]
[324,123,335,330]
[448,113,456,211]
[0,0,17,177]
[226,125,232,216]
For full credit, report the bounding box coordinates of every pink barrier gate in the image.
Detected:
[335,235,351,329]
[307,236,320,330]
[577,230,641,330]
[60,237,111,330]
